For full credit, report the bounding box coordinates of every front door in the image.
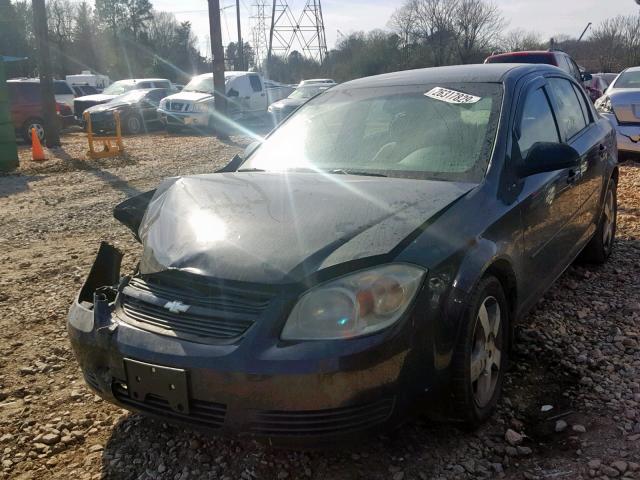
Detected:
[516,82,583,301]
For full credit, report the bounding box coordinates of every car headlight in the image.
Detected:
[595,96,613,114]
[159,99,167,109]
[268,105,274,112]
[191,102,209,113]
[281,264,426,340]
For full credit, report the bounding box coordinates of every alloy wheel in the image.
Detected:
[602,188,615,250]
[470,296,502,408]
[28,123,45,142]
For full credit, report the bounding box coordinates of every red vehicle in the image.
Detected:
[484,50,590,85]
[7,79,74,143]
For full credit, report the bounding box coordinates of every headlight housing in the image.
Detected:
[159,99,167,110]
[191,102,209,113]
[281,264,426,340]
[595,96,613,114]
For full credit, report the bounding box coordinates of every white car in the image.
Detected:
[158,72,270,132]
[298,78,336,87]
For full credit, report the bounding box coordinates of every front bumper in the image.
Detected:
[157,108,209,127]
[66,245,429,444]
[601,113,640,154]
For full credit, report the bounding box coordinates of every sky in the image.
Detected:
[151,0,640,56]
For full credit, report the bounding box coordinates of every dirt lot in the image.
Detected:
[0,132,639,480]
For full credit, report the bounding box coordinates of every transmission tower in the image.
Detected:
[252,0,328,66]
[250,1,270,67]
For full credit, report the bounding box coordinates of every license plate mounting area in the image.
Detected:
[124,358,189,414]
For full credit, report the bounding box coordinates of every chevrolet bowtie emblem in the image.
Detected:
[164,300,190,314]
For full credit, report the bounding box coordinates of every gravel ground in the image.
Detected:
[0,132,639,480]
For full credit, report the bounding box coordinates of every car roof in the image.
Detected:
[488,50,557,59]
[8,78,67,83]
[621,66,640,73]
[334,64,564,90]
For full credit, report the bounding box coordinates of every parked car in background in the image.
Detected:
[68,64,617,443]
[596,66,640,157]
[264,80,295,103]
[484,50,590,85]
[268,82,335,122]
[71,85,98,97]
[584,74,611,102]
[599,73,619,87]
[83,88,169,135]
[298,78,336,87]
[74,78,174,120]
[7,79,74,143]
[158,71,270,132]
[66,71,110,91]
[8,78,76,108]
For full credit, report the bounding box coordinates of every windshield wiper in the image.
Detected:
[328,168,387,177]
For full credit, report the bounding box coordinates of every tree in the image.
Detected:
[500,29,544,52]
[47,0,75,76]
[226,42,256,70]
[72,2,98,72]
[0,0,34,77]
[123,0,153,39]
[452,0,505,63]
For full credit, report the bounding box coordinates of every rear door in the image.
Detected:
[247,74,267,112]
[516,80,583,295]
[546,76,602,247]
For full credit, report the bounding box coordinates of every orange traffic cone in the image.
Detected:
[31,128,46,162]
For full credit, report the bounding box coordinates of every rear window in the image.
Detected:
[612,71,640,89]
[486,54,554,65]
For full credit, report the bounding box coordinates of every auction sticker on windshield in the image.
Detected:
[425,87,481,104]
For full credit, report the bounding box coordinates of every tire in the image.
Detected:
[450,276,509,427]
[123,114,144,135]
[580,179,617,264]
[22,118,45,144]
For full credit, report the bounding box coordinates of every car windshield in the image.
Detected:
[612,71,640,89]
[184,76,214,94]
[288,85,329,100]
[243,83,503,182]
[102,80,136,95]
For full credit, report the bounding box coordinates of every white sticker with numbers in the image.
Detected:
[424,87,481,104]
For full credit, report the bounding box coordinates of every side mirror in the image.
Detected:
[518,142,580,177]
[582,72,593,82]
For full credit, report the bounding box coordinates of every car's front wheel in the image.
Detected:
[580,178,617,264]
[450,275,509,427]
[123,114,144,135]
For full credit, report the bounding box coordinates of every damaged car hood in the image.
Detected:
[135,172,475,283]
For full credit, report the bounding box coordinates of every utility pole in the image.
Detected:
[236,0,244,70]
[32,0,60,147]
[208,0,227,137]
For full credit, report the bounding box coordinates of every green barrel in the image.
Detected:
[0,60,19,172]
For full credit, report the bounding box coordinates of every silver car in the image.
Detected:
[595,67,640,155]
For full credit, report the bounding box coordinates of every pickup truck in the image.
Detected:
[158,71,286,132]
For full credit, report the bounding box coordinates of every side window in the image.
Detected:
[248,75,262,92]
[547,77,587,140]
[138,82,152,88]
[146,90,166,104]
[571,83,592,124]
[54,82,73,95]
[154,81,170,89]
[518,87,559,157]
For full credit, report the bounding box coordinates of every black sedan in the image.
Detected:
[83,88,168,134]
[67,64,617,444]
[268,83,335,123]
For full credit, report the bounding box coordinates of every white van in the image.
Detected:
[158,72,271,132]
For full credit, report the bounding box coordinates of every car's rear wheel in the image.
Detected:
[580,178,617,264]
[450,276,508,427]
[22,118,45,144]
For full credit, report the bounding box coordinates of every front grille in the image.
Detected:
[118,274,273,343]
[250,398,395,436]
[113,383,226,429]
[169,101,187,112]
